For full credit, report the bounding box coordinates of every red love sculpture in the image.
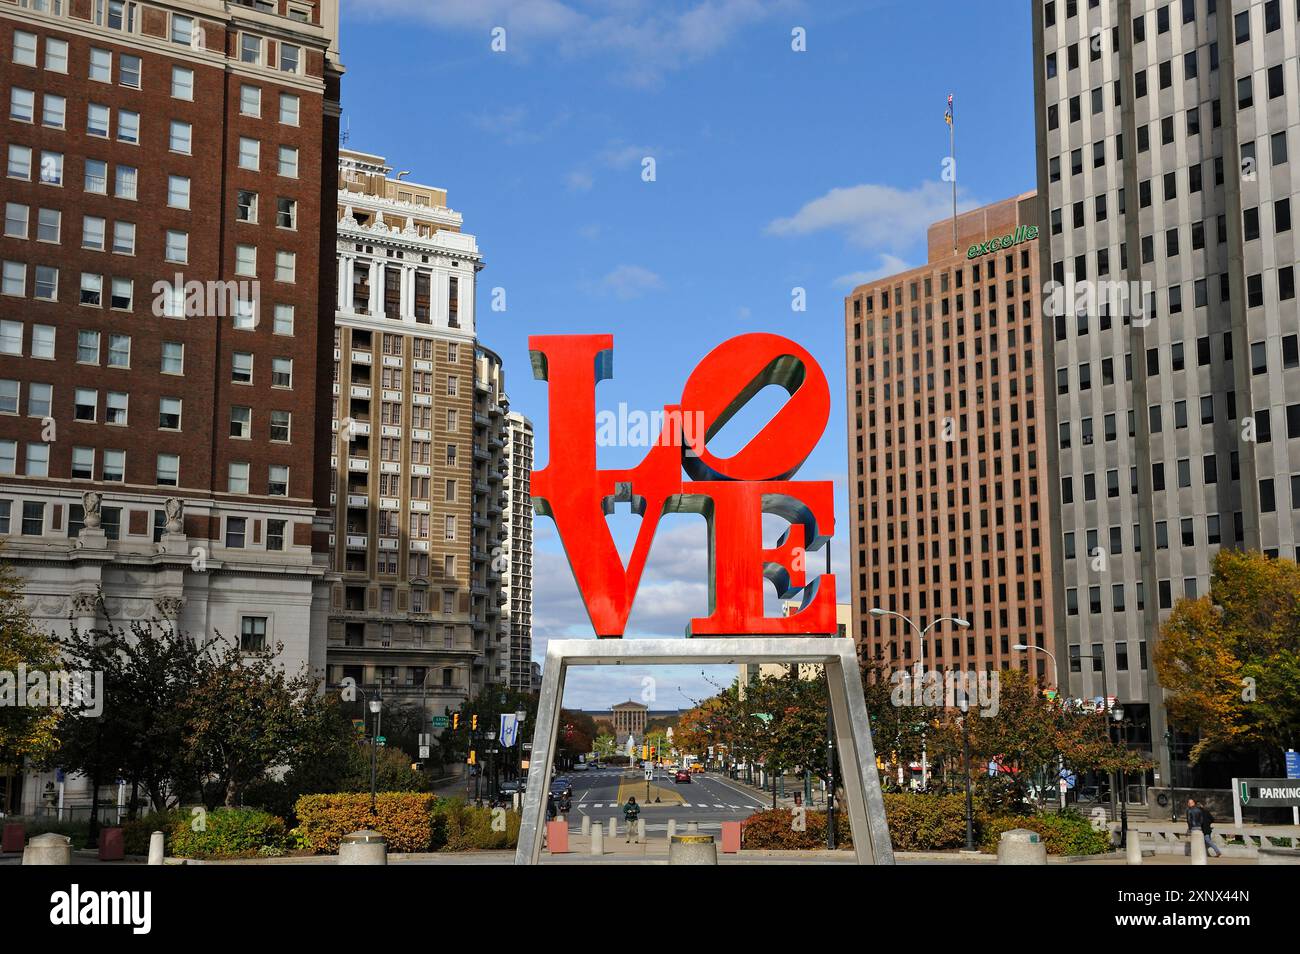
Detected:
[530,333,836,638]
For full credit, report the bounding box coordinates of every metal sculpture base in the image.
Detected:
[514,638,895,865]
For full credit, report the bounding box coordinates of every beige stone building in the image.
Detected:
[325,149,512,719]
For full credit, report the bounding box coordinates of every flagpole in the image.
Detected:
[950,95,957,254]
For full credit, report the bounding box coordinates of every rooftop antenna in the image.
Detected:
[340,113,350,147]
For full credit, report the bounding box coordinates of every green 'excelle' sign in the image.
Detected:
[966,224,1038,259]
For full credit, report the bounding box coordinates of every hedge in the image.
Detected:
[884,793,970,851]
[169,807,289,859]
[122,808,189,856]
[980,808,1112,855]
[294,792,435,854]
[740,809,852,849]
[740,797,1113,855]
[430,799,520,851]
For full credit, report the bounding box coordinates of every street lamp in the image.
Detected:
[958,695,975,851]
[368,694,383,816]
[867,608,970,789]
[1112,704,1130,848]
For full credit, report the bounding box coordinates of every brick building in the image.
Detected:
[0,0,342,813]
[844,195,1055,682]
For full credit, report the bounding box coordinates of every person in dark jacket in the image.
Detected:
[1184,798,1222,858]
[623,796,641,843]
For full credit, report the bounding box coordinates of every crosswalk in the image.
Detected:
[576,802,756,811]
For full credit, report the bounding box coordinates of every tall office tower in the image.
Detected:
[472,345,511,689]
[844,197,1054,683]
[503,410,534,692]
[328,148,505,721]
[1032,0,1300,785]
[0,2,341,657]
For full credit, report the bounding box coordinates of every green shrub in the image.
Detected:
[122,808,188,856]
[883,793,971,851]
[740,809,852,850]
[980,808,1111,855]
[294,792,435,854]
[169,807,288,859]
[430,798,520,851]
[21,819,92,850]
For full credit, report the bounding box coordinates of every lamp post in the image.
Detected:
[868,608,970,789]
[1112,704,1130,848]
[1012,643,1065,808]
[368,693,383,816]
[959,695,975,851]
[1075,651,1116,821]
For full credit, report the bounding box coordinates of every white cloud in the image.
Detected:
[594,264,663,300]
[566,169,595,192]
[348,0,791,86]
[766,181,979,249]
[833,253,911,288]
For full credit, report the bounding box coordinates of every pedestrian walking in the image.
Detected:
[1184,798,1222,858]
[622,795,641,843]
[546,793,557,822]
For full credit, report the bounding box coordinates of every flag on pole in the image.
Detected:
[944,93,953,126]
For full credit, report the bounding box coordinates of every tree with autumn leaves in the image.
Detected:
[1155,549,1300,773]
[0,562,62,773]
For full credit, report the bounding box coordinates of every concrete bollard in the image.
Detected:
[23,832,71,865]
[639,819,648,842]
[1125,830,1143,865]
[608,817,617,839]
[590,825,604,856]
[669,833,718,865]
[996,828,1047,865]
[581,815,591,836]
[1189,832,1208,865]
[667,819,677,840]
[686,821,700,833]
[338,829,387,865]
[148,831,166,866]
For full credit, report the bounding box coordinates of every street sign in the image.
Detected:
[987,760,998,778]
[523,742,532,750]
[1059,769,1077,790]
[432,716,449,728]
[419,745,430,759]
[644,766,654,781]
[376,736,386,748]
[1238,777,1300,807]
[1286,750,1300,780]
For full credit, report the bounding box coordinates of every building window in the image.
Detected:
[21,501,45,535]
[171,66,194,100]
[25,443,49,478]
[228,462,250,494]
[268,465,288,496]
[156,453,179,486]
[239,615,267,652]
[267,519,286,551]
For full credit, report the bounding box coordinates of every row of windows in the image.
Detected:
[0,440,291,496]
[853,249,1034,315]
[9,8,308,76]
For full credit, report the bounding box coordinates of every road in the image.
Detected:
[556,767,769,832]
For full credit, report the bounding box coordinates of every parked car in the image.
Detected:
[674,770,691,784]
[499,778,523,796]
[573,761,589,771]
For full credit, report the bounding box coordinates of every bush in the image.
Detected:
[740,809,852,850]
[20,819,92,850]
[294,792,434,854]
[169,807,289,859]
[883,793,971,851]
[429,799,520,851]
[980,808,1112,855]
[122,808,189,856]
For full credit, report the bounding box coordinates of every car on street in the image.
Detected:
[550,777,573,797]
[674,769,691,784]
[573,761,589,771]
[499,778,523,796]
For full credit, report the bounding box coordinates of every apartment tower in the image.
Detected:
[503,409,533,692]
[327,149,518,719]
[1032,0,1300,784]
[845,196,1054,684]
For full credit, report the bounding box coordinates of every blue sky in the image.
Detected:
[339,0,1037,710]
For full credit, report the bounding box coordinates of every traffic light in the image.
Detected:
[471,714,479,731]
[641,745,648,760]
[467,750,477,765]
[452,712,460,730]
[649,746,656,760]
